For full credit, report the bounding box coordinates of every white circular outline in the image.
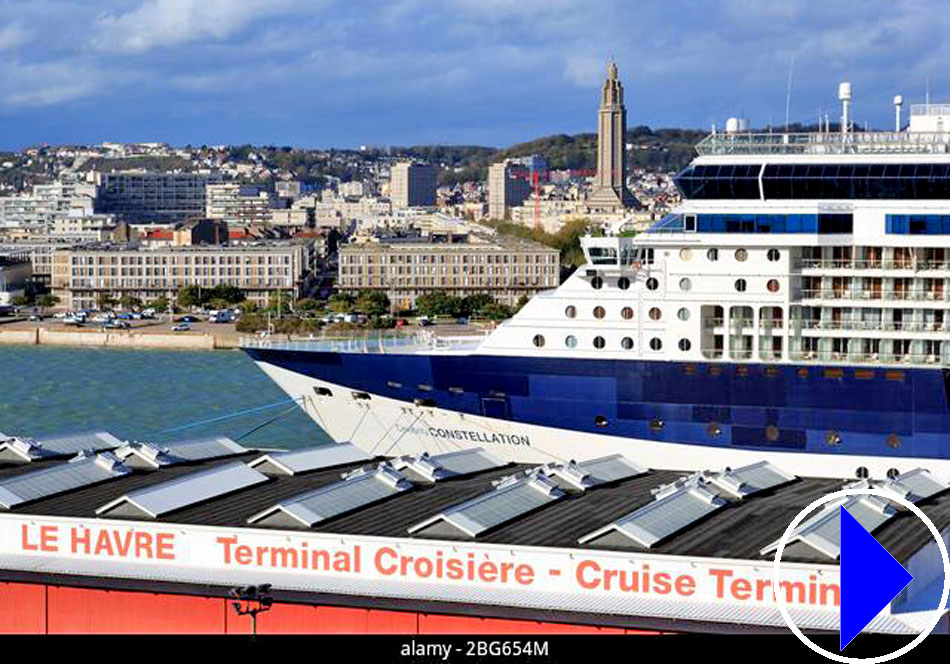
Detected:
[772,487,950,663]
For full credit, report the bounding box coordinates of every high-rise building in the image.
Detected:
[94,172,224,222]
[390,162,437,209]
[587,61,637,211]
[488,162,531,220]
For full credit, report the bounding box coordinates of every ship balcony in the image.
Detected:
[796,319,950,333]
[798,259,950,272]
[799,288,950,303]
[788,350,946,365]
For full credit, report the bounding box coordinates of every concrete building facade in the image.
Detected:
[51,243,311,310]
[389,162,437,209]
[337,233,559,310]
[488,162,531,220]
[587,61,637,212]
[95,172,225,222]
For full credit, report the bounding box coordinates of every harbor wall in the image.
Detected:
[0,327,220,350]
[0,581,654,634]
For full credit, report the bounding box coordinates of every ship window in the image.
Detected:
[887,434,901,449]
[735,248,748,262]
[621,337,634,350]
[679,248,693,261]
[682,364,696,375]
[565,305,577,318]
[565,335,578,348]
[767,279,780,293]
[764,366,779,377]
[706,422,722,437]
[351,391,372,400]
[417,384,433,391]
[532,334,545,348]
[649,307,662,320]
[796,367,808,378]
[618,276,631,290]
[593,336,606,349]
[314,386,333,397]
[678,338,691,352]
[646,277,659,290]
[677,307,690,321]
[707,248,719,262]
[823,368,844,379]
[736,366,749,377]
[684,215,697,232]
[679,277,692,292]
[593,306,606,319]
[621,306,634,320]
[649,417,664,432]
[766,426,780,442]
[449,386,464,395]
[885,370,905,381]
[767,249,780,262]
[594,415,608,428]
[856,466,869,479]
[591,276,603,290]
[735,279,747,292]
[709,366,723,376]
[826,430,842,446]
[855,370,875,380]
[414,398,437,407]
[650,337,662,351]
[386,381,402,389]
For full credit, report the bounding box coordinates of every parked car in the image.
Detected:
[27,314,42,322]
[171,323,191,332]
[103,320,130,329]
[179,315,200,323]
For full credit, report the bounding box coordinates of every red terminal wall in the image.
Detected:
[0,581,659,635]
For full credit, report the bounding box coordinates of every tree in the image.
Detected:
[35,294,59,309]
[96,292,116,310]
[355,290,390,317]
[149,295,170,312]
[328,292,355,314]
[415,292,462,318]
[461,293,493,317]
[119,294,142,310]
[207,284,245,304]
[10,295,29,307]
[481,302,512,321]
[177,285,202,308]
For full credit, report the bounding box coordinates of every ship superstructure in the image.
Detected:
[245,83,950,481]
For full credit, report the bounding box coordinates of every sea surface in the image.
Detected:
[0,346,332,450]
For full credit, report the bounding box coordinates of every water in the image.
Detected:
[0,346,332,450]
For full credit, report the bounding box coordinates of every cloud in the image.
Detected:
[91,0,306,54]
[0,60,106,108]
[0,22,34,50]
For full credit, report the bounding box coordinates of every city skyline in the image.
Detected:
[2,0,950,150]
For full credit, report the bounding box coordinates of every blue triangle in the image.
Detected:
[840,505,914,650]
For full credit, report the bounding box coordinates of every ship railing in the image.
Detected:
[799,259,949,271]
[239,331,486,354]
[788,351,948,365]
[696,130,950,156]
[799,289,949,302]
[796,319,950,332]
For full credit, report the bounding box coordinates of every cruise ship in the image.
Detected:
[244,82,950,481]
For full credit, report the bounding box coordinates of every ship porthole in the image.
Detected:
[621,337,634,350]
[594,415,608,428]
[856,466,869,479]
[593,306,606,319]
[649,417,664,432]
[621,306,634,320]
[765,425,780,442]
[826,430,842,446]
[532,334,545,348]
[591,276,603,290]
[706,422,722,437]
[565,335,578,348]
[646,277,659,291]
[618,277,631,290]
[887,433,901,449]
[314,386,333,397]
[887,468,900,479]
[593,336,606,349]
[564,305,577,318]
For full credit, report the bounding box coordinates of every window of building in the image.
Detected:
[767,248,780,262]
[593,306,606,319]
[649,337,662,351]
[617,276,631,290]
[767,279,780,293]
[735,278,747,292]
[678,338,691,351]
[621,337,634,350]
[646,277,659,290]
[591,276,603,290]
[649,307,662,320]
[677,307,690,321]
[593,336,606,349]
[679,277,692,292]
[532,334,545,348]
[707,248,719,261]
[621,307,634,320]
[565,335,577,348]
[735,248,748,262]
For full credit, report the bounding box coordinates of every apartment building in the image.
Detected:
[389,162,437,209]
[94,172,225,222]
[488,161,532,220]
[337,232,560,310]
[205,183,274,224]
[51,242,313,310]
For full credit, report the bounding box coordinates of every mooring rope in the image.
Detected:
[151,397,302,437]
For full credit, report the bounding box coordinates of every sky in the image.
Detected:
[1,0,949,150]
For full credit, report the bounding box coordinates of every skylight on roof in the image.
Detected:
[706,460,796,499]
[96,461,269,519]
[116,435,249,469]
[33,430,123,456]
[247,463,413,528]
[579,476,728,549]
[0,452,130,509]
[545,454,647,491]
[248,443,373,476]
[389,448,507,483]
[408,469,564,539]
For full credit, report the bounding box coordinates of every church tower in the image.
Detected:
[587,61,637,211]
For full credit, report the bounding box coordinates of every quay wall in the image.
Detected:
[0,327,220,350]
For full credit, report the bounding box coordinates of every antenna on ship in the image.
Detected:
[784,55,795,131]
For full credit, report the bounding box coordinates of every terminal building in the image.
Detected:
[0,431,945,634]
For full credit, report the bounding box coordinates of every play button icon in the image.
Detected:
[840,505,914,650]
